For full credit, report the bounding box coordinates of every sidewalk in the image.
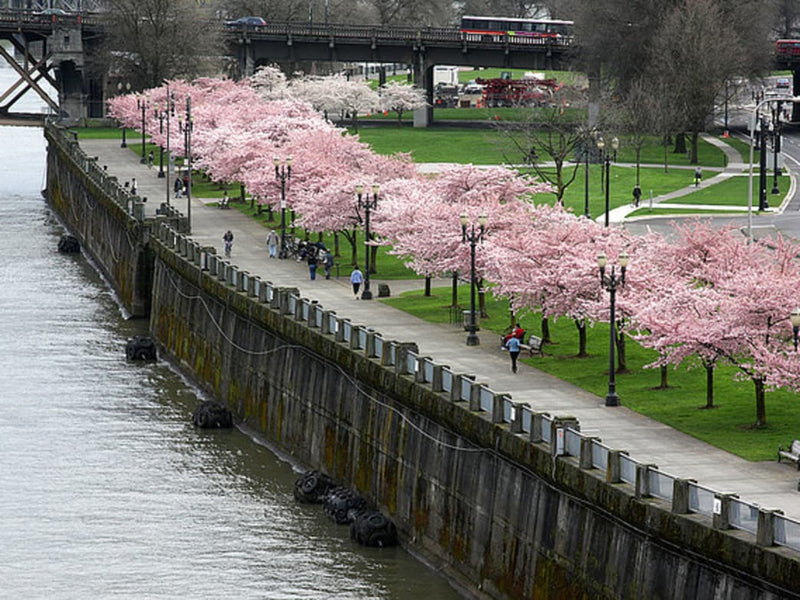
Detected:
[80,138,800,521]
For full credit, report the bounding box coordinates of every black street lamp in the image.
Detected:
[274,157,292,258]
[597,136,619,227]
[791,308,800,351]
[759,115,769,211]
[137,94,149,163]
[178,97,193,234]
[771,111,782,195]
[117,82,130,147]
[154,102,166,179]
[460,212,487,346]
[356,183,380,300]
[584,142,590,218]
[598,250,629,407]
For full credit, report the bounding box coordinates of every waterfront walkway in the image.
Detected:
[79,137,800,521]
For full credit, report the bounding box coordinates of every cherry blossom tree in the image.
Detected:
[379,81,427,124]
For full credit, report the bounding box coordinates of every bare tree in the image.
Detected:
[100,0,223,90]
[774,0,800,38]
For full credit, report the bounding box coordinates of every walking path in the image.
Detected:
[80,137,800,521]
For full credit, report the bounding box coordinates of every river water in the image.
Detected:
[0,78,463,598]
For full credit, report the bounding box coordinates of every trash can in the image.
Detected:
[462,310,479,331]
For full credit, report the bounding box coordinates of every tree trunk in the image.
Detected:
[334,232,340,257]
[369,245,378,275]
[451,271,458,306]
[673,132,687,155]
[240,183,246,204]
[690,131,699,164]
[615,324,627,372]
[753,377,766,427]
[424,276,431,297]
[705,364,715,408]
[575,318,587,357]
[660,364,668,389]
[350,229,358,265]
[541,317,551,344]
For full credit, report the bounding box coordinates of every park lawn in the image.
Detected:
[627,208,747,218]
[383,285,800,462]
[674,175,790,206]
[363,106,587,123]
[356,126,508,163]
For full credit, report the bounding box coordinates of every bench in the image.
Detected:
[218,196,230,209]
[520,335,544,357]
[778,440,800,469]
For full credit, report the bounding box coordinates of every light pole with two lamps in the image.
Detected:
[596,136,619,227]
[117,82,131,147]
[460,213,487,346]
[178,97,193,233]
[274,157,292,258]
[598,250,629,406]
[356,183,380,300]
[137,94,149,163]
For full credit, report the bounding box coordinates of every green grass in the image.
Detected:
[356,126,508,163]
[672,175,789,206]
[383,285,800,462]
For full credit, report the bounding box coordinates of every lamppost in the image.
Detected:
[137,94,149,163]
[759,115,769,211]
[178,97,193,234]
[771,108,782,195]
[356,183,379,300]
[791,308,800,351]
[460,213,487,346]
[747,95,800,239]
[154,102,166,179]
[117,82,130,147]
[597,250,629,407]
[274,157,292,258]
[596,136,619,227]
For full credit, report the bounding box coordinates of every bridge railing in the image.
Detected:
[155,217,800,557]
[240,20,573,48]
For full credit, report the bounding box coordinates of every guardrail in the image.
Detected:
[156,219,800,555]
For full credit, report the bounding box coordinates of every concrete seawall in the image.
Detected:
[45,122,800,600]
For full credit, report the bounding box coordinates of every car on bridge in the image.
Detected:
[225,16,267,27]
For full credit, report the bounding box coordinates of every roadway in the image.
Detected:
[79,137,800,525]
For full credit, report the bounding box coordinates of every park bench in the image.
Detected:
[777,440,800,469]
[218,196,230,209]
[520,335,544,357]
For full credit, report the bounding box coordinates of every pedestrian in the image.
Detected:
[266,229,279,258]
[223,230,234,258]
[350,265,364,299]
[632,184,641,207]
[182,174,189,193]
[130,177,137,195]
[307,246,318,280]
[147,150,154,167]
[322,250,334,280]
[505,334,521,373]
[174,177,183,198]
[694,167,702,187]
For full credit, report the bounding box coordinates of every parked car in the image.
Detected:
[225,16,267,26]
[776,77,791,90]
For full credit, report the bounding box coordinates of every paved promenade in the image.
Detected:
[80,138,800,521]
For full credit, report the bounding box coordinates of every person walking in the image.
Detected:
[174,177,183,198]
[147,150,154,168]
[266,229,279,259]
[694,167,702,187]
[223,230,234,258]
[350,265,364,299]
[505,334,521,373]
[322,250,334,280]
[307,246,319,280]
[632,184,642,207]
[130,177,137,196]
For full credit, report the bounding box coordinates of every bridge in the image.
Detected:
[0,4,574,125]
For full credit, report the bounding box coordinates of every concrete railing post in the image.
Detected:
[579,436,601,469]
[551,417,579,459]
[335,318,351,343]
[606,450,625,483]
[414,358,431,383]
[712,493,738,530]
[237,271,248,293]
[756,509,782,546]
[431,364,445,392]
[510,402,527,433]
[492,393,512,424]
[530,412,550,444]
[321,310,336,335]
[671,478,694,514]
[394,342,419,376]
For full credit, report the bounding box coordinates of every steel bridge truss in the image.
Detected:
[0,33,58,113]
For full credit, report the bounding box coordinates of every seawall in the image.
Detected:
[44,122,800,600]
